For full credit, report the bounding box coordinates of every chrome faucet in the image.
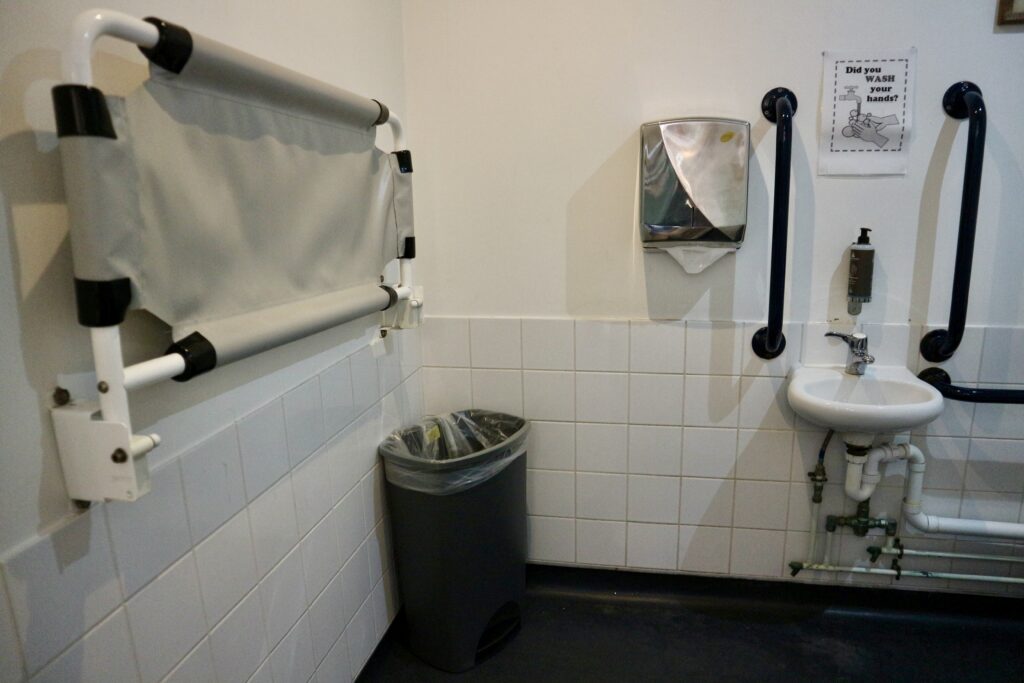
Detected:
[825,331,875,375]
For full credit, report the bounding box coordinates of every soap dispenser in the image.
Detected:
[847,228,874,315]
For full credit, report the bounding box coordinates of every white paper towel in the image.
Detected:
[659,245,735,274]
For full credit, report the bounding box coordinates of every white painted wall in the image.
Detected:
[0,0,406,566]
[403,0,1024,326]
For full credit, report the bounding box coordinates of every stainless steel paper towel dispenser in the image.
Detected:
[640,118,750,273]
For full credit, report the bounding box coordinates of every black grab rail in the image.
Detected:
[752,87,797,360]
[919,368,1024,405]
[920,82,986,363]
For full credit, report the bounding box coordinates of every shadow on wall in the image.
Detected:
[907,117,958,325]
[565,133,644,319]
[981,126,1024,324]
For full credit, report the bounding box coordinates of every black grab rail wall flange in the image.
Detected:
[752,87,797,360]
[920,81,986,363]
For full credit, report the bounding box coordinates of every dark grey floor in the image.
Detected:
[358,565,1024,682]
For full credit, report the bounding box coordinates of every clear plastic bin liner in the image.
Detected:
[379,410,529,495]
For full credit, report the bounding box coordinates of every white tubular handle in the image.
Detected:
[387,112,406,150]
[68,8,160,84]
[123,353,187,391]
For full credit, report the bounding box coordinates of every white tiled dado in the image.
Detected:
[426,317,1024,594]
[0,331,418,682]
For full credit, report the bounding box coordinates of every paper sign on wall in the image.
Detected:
[818,48,916,176]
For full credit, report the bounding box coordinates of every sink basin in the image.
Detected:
[787,365,943,445]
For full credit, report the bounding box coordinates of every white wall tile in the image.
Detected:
[292,447,336,536]
[126,554,207,683]
[678,526,731,573]
[527,516,575,563]
[802,322,854,366]
[741,322,803,377]
[106,460,191,597]
[787,483,844,532]
[523,371,575,421]
[576,473,626,521]
[308,569,346,665]
[421,317,470,367]
[735,429,794,481]
[629,374,684,426]
[31,608,138,683]
[321,359,356,437]
[398,327,423,381]
[733,480,790,530]
[350,347,382,416]
[469,318,522,368]
[249,660,273,683]
[738,376,794,430]
[237,399,290,501]
[683,375,739,427]
[526,421,575,470]
[194,510,258,626]
[346,597,377,674]
[340,545,372,629]
[209,589,268,683]
[315,632,352,683]
[682,427,737,478]
[980,327,1024,385]
[686,322,742,375]
[334,487,368,564]
[575,320,629,372]
[526,470,575,517]
[575,372,628,423]
[360,467,386,530]
[283,377,326,467]
[0,575,23,683]
[269,613,315,683]
[627,475,679,523]
[730,528,786,577]
[629,321,686,374]
[301,516,343,601]
[522,319,574,370]
[248,476,300,577]
[259,547,308,648]
[575,423,627,473]
[679,478,734,527]
[626,523,677,570]
[859,323,914,366]
[959,491,1023,524]
[965,439,1024,493]
[326,425,365,504]
[2,509,122,674]
[421,367,472,415]
[471,369,523,415]
[180,426,247,543]
[377,334,404,397]
[576,520,626,566]
[370,577,391,639]
[163,639,216,683]
[628,425,682,475]
[914,397,974,437]
[971,396,1024,440]
[913,436,966,489]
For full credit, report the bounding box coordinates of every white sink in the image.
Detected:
[787,365,943,445]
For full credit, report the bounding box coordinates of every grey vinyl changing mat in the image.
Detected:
[57,33,414,352]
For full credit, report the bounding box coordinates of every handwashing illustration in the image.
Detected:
[839,86,900,148]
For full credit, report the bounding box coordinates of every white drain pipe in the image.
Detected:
[841,442,1024,540]
[900,443,1024,539]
